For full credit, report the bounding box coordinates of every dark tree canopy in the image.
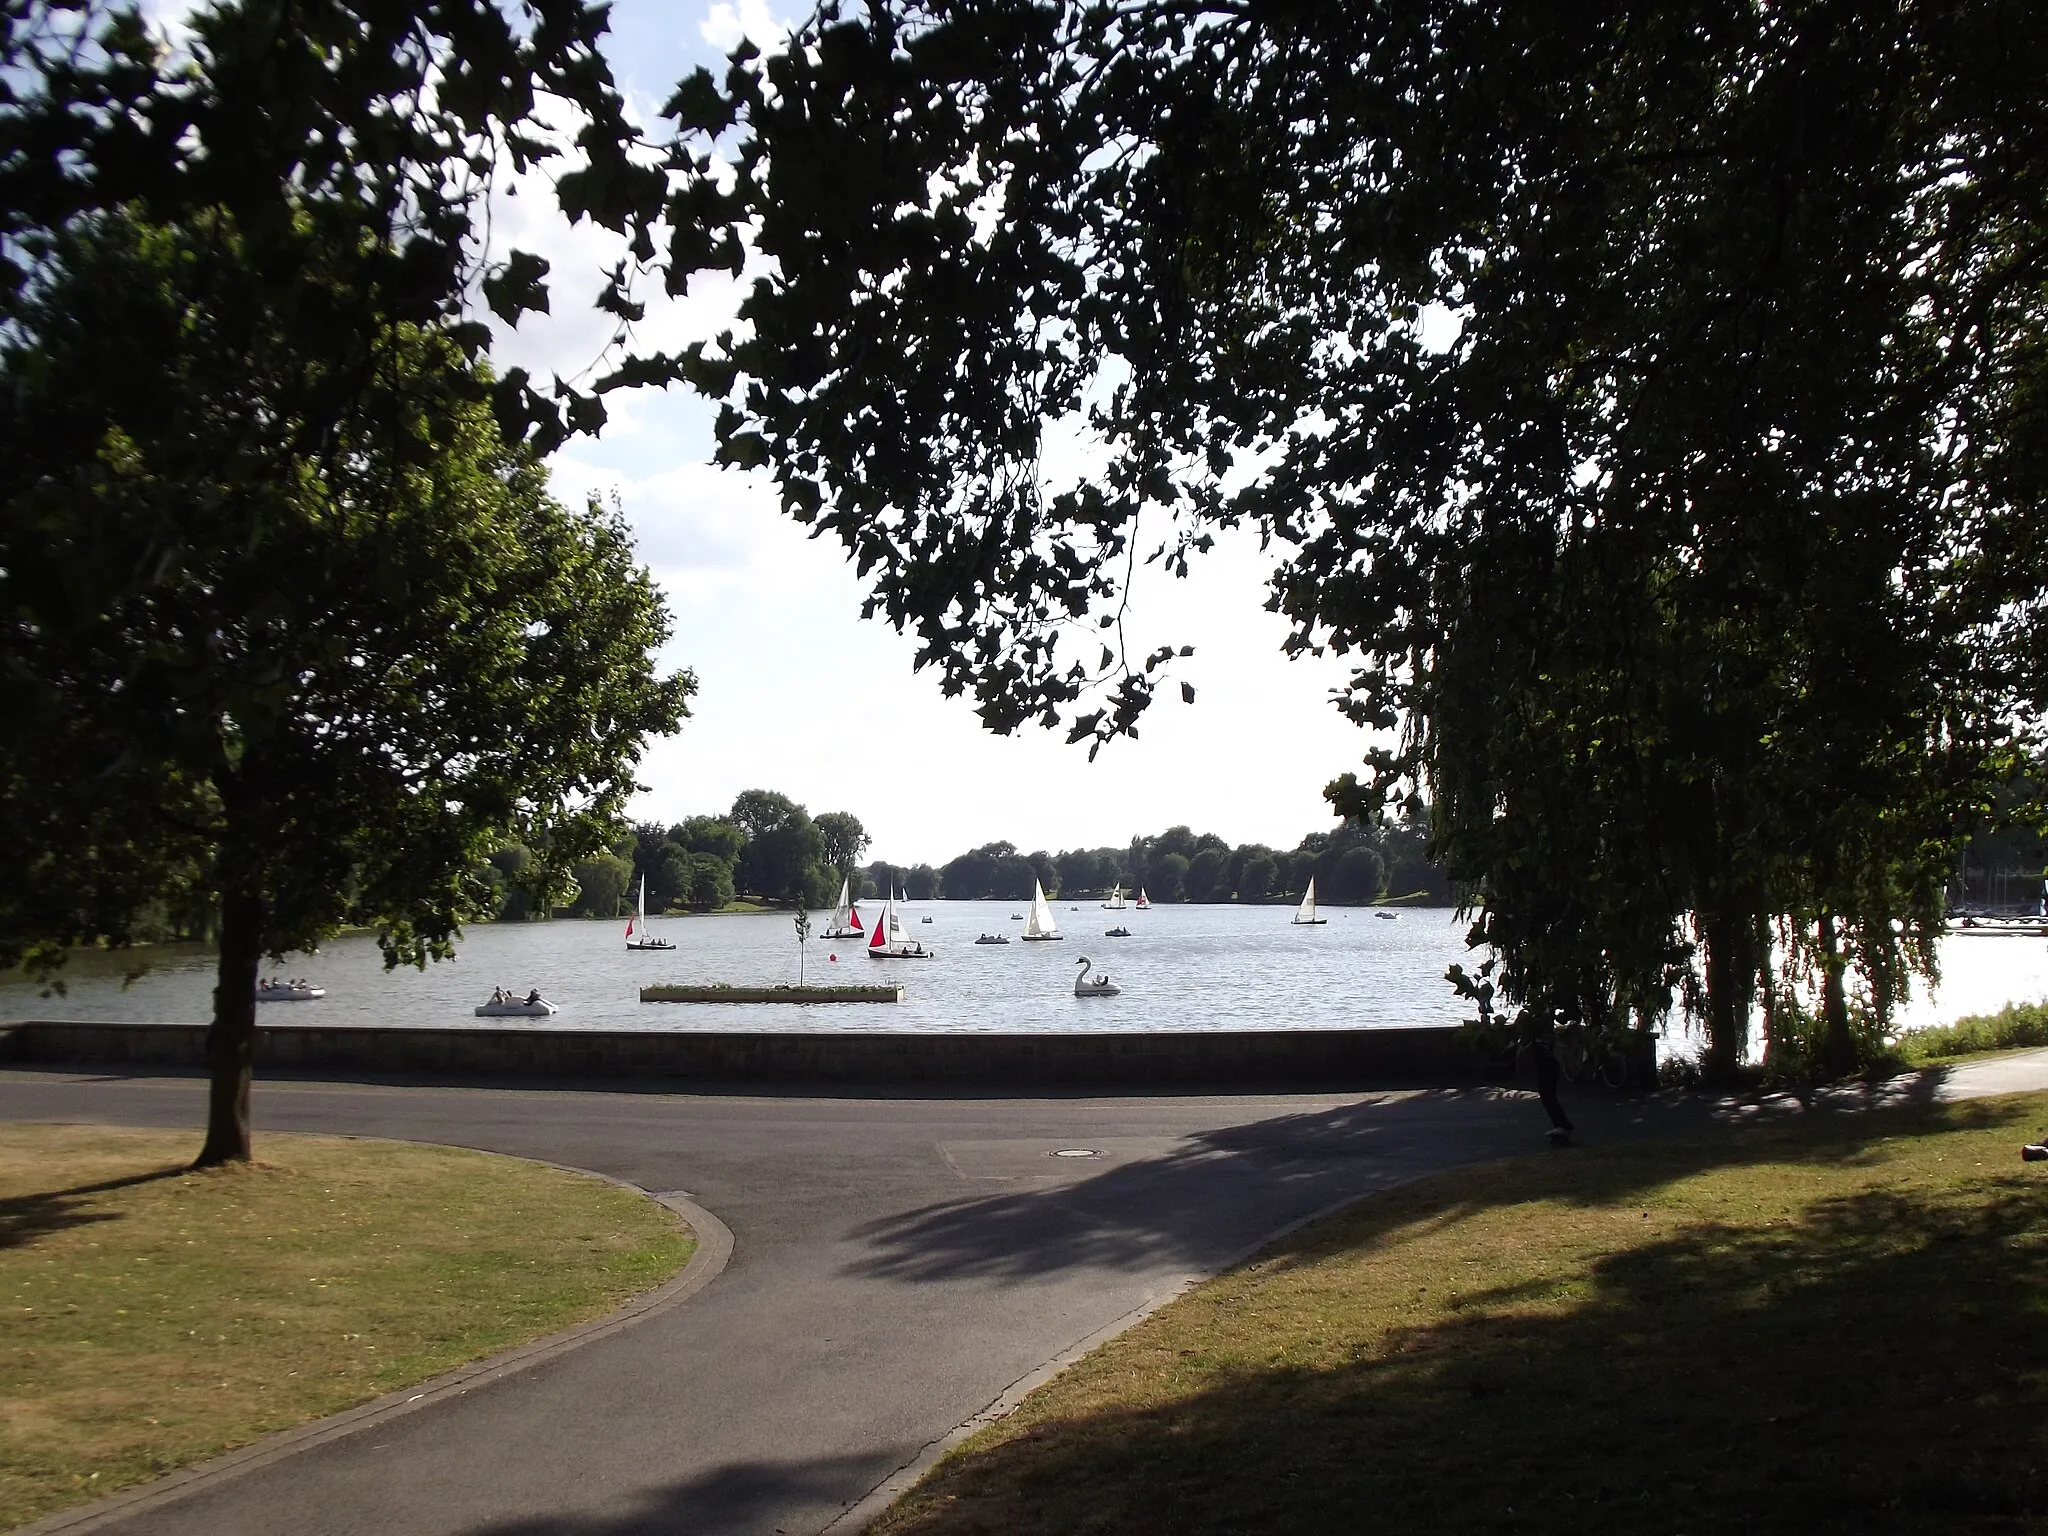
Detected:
[2,0,686,451]
[814,811,871,888]
[0,214,690,1160]
[664,0,2048,1076]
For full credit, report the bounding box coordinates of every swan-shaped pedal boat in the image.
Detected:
[1073,957,1121,997]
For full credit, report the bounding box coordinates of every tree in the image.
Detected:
[1152,828,1222,865]
[1325,847,1387,908]
[1055,848,1102,897]
[728,790,804,842]
[629,825,691,914]
[814,811,870,890]
[728,792,824,906]
[489,846,541,922]
[1152,852,1189,903]
[1186,848,1227,904]
[686,852,736,911]
[674,816,745,866]
[567,853,634,919]
[666,0,2047,1079]
[1124,837,1151,893]
[649,844,696,915]
[0,216,690,1164]
[4,0,678,455]
[903,864,941,900]
[1238,855,1278,904]
[940,843,1012,899]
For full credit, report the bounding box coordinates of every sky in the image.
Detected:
[491,0,1383,867]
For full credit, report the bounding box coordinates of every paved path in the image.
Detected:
[7,1051,2048,1536]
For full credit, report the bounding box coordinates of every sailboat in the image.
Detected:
[1101,883,1127,911]
[821,876,864,940]
[1291,877,1328,926]
[625,876,675,950]
[1134,888,1150,910]
[1021,878,1063,941]
[867,889,933,958]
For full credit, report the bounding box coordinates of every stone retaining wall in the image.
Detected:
[0,1018,1539,1088]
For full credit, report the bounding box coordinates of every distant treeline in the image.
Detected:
[480,792,1452,921]
[483,790,870,921]
[867,816,1451,908]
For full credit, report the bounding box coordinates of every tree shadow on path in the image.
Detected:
[875,1095,2048,1536]
[455,1448,900,1536]
[840,1081,2039,1288]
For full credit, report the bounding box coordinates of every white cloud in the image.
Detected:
[700,0,788,52]
[548,448,845,603]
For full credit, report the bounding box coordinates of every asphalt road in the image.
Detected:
[5,1053,2043,1536]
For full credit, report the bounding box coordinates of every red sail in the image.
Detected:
[868,913,887,949]
[847,904,865,933]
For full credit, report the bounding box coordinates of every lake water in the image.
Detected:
[4,902,2044,1040]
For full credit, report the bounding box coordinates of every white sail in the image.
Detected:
[624,874,649,939]
[1135,887,1150,909]
[1293,878,1320,925]
[888,889,909,944]
[1023,878,1061,939]
[1102,882,1126,910]
[627,873,674,947]
[827,876,856,933]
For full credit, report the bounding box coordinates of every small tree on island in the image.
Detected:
[0,216,692,1166]
[793,907,812,988]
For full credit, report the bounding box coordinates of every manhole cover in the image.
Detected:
[1050,1148,1100,1159]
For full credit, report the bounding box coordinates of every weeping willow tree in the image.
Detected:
[652,0,2048,1079]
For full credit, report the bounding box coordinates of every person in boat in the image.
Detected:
[490,987,506,1005]
[524,987,542,1005]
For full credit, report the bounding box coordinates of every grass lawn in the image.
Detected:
[1898,1003,2048,1067]
[0,1125,693,1530]
[877,1091,2048,1536]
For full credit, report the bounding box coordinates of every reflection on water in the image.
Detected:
[3,903,2042,1037]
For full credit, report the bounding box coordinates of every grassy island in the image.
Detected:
[0,1125,693,1529]
[639,982,902,1004]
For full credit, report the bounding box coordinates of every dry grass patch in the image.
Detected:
[0,1124,692,1530]
[877,1092,2048,1536]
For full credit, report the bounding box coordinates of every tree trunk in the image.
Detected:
[194,888,264,1167]
[1818,911,1857,1077]
[1700,909,1756,1086]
